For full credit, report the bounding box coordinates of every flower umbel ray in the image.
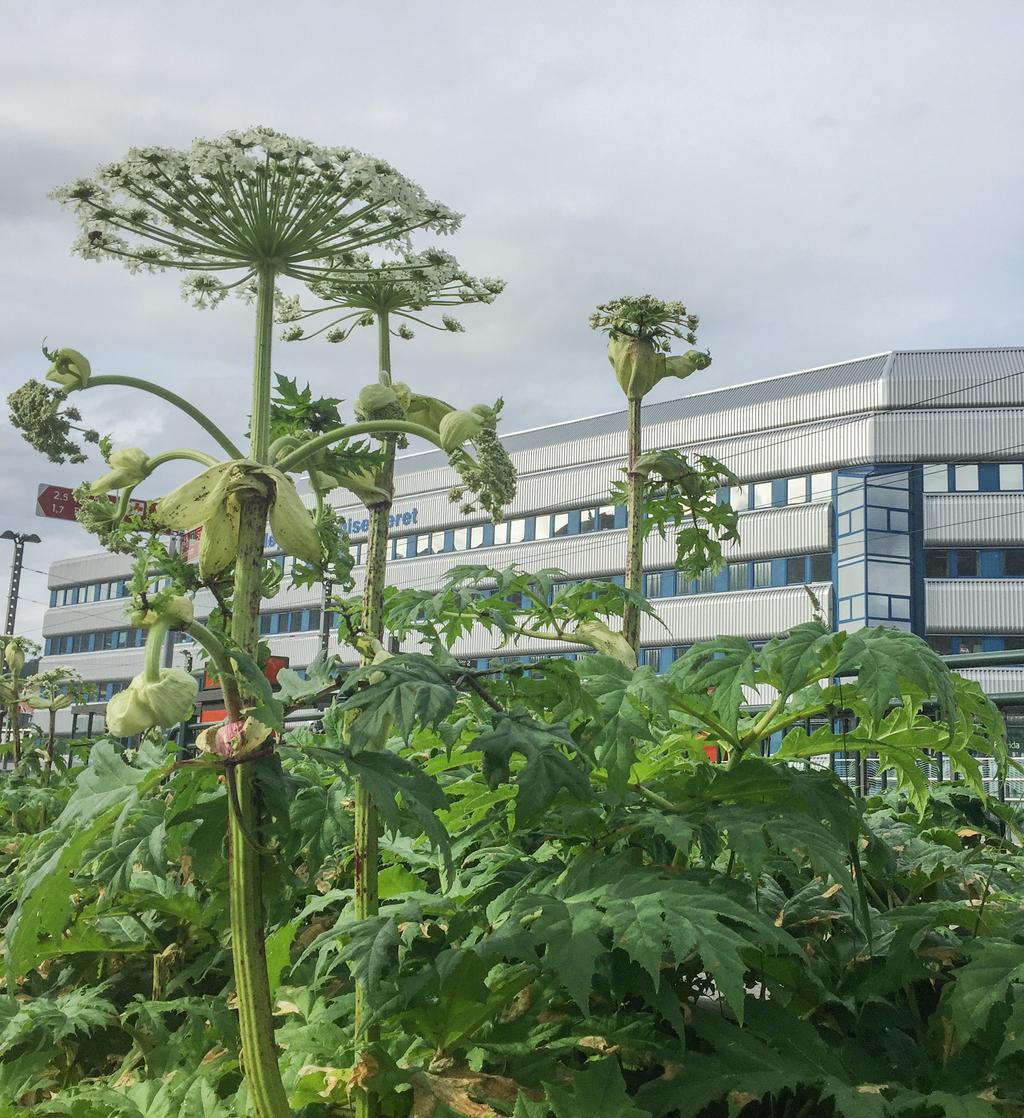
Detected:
[52,126,463,301]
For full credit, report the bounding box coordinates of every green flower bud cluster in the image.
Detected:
[157,460,321,578]
[106,668,198,737]
[6,379,97,465]
[446,401,517,520]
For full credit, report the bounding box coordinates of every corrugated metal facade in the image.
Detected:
[926,580,1024,633]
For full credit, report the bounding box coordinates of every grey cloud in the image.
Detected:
[2,0,1024,639]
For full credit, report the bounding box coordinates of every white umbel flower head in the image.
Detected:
[52,127,463,301]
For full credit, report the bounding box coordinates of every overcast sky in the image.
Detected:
[2,0,1022,645]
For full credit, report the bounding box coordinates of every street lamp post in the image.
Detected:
[1,530,41,636]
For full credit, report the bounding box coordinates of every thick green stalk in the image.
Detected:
[250,267,276,464]
[353,311,396,1118]
[623,396,644,653]
[86,376,243,458]
[226,265,290,1118]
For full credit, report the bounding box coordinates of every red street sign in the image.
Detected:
[36,483,152,522]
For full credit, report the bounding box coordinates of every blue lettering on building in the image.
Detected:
[342,507,418,535]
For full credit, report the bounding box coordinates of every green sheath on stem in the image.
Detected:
[352,311,396,1118]
[623,397,644,653]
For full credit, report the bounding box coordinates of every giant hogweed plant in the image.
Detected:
[278,248,509,1118]
[2,254,1021,1118]
[4,127,515,1118]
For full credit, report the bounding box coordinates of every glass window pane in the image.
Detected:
[752,561,772,588]
[922,464,948,492]
[1006,549,1024,577]
[1000,463,1024,491]
[646,572,663,598]
[695,569,715,593]
[927,635,954,654]
[810,553,832,581]
[752,481,773,509]
[787,477,808,504]
[729,485,749,512]
[729,564,749,591]
[552,513,570,537]
[955,550,978,577]
[954,465,979,491]
[579,508,596,533]
[925,549,949,578]
[810,473,832,502]
[468,525,485,549]
[786,556,805,584]
[533,515,552,541]
[596,506,617,531]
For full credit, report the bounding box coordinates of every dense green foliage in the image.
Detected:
[2,604,1022,1115]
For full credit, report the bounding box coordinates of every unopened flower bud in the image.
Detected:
[89,447,151,496]
[45,347,92,391]
[439,409,484,452]
[608,335,711,401]
[105,668,198,736]
[575,619,637,669]
[355,383,403,421]
[130,595,194,629]
[4,643,25,676]
[196,716,271,759]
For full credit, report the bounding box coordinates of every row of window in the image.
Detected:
[257,607,322,636]
[643,554,832,599]
[48,576,171,609]
[925,548,1024,580]
[926,634,1024,655]
[729,473,832,512]
[924,463,1024,494]
[44,626,149,657]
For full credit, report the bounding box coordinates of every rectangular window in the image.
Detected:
[925,549,949,578]
[954,464,979,491]
[533,515,552,541]
[552,512,571,537]
[927,635,954,655]
[752,561,772,588]
[695,569,716,594]
[922,464,948,493]
[809,553,832,582]
[787,477,808,504]
[786,556,806,584]
[596,505,617,531]
[579,508,596,533]
[810,473,832,502]
[955,549,979,577]
[1000,463,1024,491]
[729,485,749,512]
[645,571,664,598]
[468,524,486,549]
[495,519,526,545]
[394,536,416,559]
[729,564,749,591]
[639,648,661,669]
[1006,548,1024,577]
[752,481,773,509]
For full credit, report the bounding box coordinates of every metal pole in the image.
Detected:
[2,531,40,636]
[319,577,334,652]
